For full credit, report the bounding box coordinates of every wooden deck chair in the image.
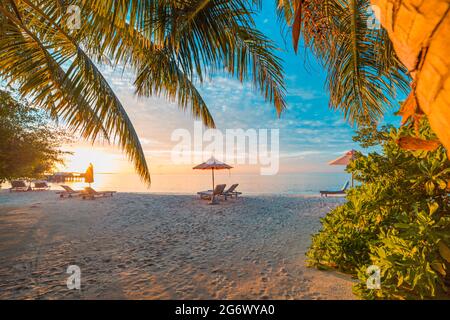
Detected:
[220,184,242,200]
[9,180,29,192]
[33,181,50,191]
[57,185,82,198]
[197,184,226,200]
[82,187,116,200]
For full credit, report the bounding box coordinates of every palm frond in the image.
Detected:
[0,0,287,184]
[0,0,150,183]
[134,47,216,128]
[77,11,216,128]
[81,0,287,114]
[0,4,108,141]
[277,0,410,125]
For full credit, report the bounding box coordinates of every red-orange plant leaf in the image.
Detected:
[396,137,440,151]
[398,91,418,125]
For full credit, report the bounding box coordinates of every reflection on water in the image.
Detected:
[19,172,351,195]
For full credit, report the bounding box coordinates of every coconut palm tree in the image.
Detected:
[370,0,450,154]
[277,0,410,125]
[0,0,286,184]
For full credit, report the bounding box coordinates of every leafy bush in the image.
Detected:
[0,89,69,183]
[307,119,450,299]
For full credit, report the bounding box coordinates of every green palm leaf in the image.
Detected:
[0,0,150,183]
[0,0,287,184]
[278,0,410,125]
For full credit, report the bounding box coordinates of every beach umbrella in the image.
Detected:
[85,163,94,187]
[193,156,233,203]
[328,150,356,187]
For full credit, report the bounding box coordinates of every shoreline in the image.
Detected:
[0,188,346,199]
[0,191,355,299]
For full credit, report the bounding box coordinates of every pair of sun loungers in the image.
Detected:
[320,181,350,197]
[197,184,242,201]
[9,180,50,192]
[57,185,116,200]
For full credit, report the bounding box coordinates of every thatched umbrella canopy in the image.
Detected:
[328,149,356,166]
[193,156,233,195]
[328,150,356,187]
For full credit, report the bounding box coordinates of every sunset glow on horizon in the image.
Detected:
[59,145,132,174]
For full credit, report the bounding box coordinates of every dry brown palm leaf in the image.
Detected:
[292,0,304,53]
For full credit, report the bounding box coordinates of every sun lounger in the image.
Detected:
[9,180,29,192]
[220,184,242,200]
[81,187,116,200]
[33,181,50,191]
[57,185,82,198]
[197,184,226,200]
[320,181,350,197]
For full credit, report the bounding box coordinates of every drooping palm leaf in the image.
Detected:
[0,0,150,183]
[0,5,109,141]
[277,0,410,125]
[82,0,286,115]
[0,0,287,184]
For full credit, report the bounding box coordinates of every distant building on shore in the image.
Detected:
[46,172,85,183]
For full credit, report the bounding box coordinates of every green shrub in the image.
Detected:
[307,119,450,299]
[0,89,69,183]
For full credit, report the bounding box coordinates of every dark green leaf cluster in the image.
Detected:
[0,89,69,183]
[307,119,450,299]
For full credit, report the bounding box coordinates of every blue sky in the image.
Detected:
[65,3,405,174]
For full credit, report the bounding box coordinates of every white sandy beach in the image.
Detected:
[0,190,355,300]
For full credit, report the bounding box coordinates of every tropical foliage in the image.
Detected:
[277,0,410,125]
[307,118,450,299]
[0,89,68,183]
[0,0,286,183]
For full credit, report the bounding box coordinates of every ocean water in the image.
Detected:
[5,172,350,195]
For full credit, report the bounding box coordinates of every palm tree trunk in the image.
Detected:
[371,0,450,151]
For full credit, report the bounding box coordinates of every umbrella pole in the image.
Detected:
[212,168,215,191]
[210,168,217,205]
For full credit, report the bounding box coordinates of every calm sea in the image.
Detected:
[3,172,351,195]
